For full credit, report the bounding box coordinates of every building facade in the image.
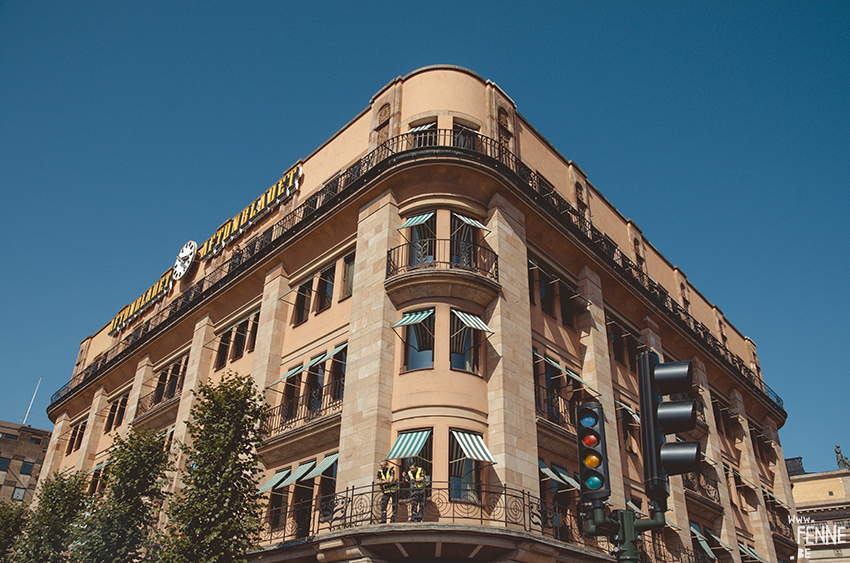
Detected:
[44,66,794,563]
[787,456,850,563]
[1,421,51,503]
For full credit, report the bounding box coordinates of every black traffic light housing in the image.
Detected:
[577,401,611,505]
[638,351,701,512]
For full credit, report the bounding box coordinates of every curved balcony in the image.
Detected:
[385,239,500,307]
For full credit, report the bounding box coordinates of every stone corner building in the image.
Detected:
[43,66,794,563]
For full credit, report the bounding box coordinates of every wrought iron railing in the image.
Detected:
[52,128,783,415]
[638,541,715,563]
[135,374,185,418]
[386,239,499,282]
[258,480,613,553]
[533,384,576,432]
[682,469,721,505]
[767,506,794,540]
[263,379,344,437]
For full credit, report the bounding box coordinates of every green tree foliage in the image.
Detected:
[71,426,171,563]
[160,371,268,563]
[9,471,88,563]
[0,500,29,563]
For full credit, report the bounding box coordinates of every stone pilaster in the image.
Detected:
[336,191,400,490]
[40,411,70,483]
[576,264,626,507]
[125,354,153,424]
[249,262,291,399]
[76,385,110,471]
[483,193,538,493]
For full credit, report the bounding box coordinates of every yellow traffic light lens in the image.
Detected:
[584,453,601,468]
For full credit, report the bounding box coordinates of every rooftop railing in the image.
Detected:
[52,128,783,415]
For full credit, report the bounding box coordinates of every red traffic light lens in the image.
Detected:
[582,432,599,447]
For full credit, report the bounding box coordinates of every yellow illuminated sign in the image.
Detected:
[108,163,302,335]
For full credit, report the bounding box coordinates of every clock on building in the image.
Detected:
[172,240,197,281]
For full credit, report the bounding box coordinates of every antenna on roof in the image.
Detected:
[22,377,41,426]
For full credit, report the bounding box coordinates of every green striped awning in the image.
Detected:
[538,460,578,490]
[690,523,717,560]
[278,461,316,488]
[451,430,496,464]
[303,453,339,480]
[386,430,432,460]
[451,310,493,333]
[392,309,434,327]
[615,399,639,419]
[398,212,435,230]
[259,469,291,493]
[87,460,108,474]
[738,542,769,563]
[453,213,490,232]
[305,353,329,370]
[706,530,733,553]
[267,363,305,388]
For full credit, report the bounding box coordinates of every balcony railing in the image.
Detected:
[533,384,576,432]
[263,380,344,437]
[53,128,783,416]
[767,507,794,540]
[135,374,185,418]
[386,239,499,282]
[259,480,612,553]
[682,468,721,505]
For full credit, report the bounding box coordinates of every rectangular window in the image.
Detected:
[65,420,87,455]
[450,213,478,268]
[306,356,326,412]
[246,312,260,353]
[626,334,639,373]
[408,214,436,267]
[401,309,435,371]
[449,431,480,502]
[610,323,624,364]
[0,457,10,471]
[316,265,335,313]
[4,434,17,440]
[29,437,42,445]
[12,487,25,501]
[319,457,338,508]
[539,267,555,316]
[104,392,129,433]
[340,252,355,299]
[527,261,536,305]
[559,281,576,328]
[20,461,34,475]
[294,279,313,325]
[330,345,347,401]
[399,430,434,487]
[215,328,232,370]
[230,318,250,361]
[450,310,480,373]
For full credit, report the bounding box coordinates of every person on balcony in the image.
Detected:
[377,460,398,523]
[407,461,428,522]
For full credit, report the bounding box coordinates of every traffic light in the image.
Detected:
[577,401,611,504]
[638,351,701,511]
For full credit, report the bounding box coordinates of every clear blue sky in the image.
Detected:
[1,1,847,473]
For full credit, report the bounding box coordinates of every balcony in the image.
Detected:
[533,384,576,431]
[263,379,344,438]
[259,480,612,556]
[135,374,184,420]
[683,468,723,512]
[385,239,500,306]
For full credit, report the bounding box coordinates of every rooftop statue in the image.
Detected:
[836,445,850,470]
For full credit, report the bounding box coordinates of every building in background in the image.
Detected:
[1,421,51,503]
[787,455,850,563]
[43,66,794,563]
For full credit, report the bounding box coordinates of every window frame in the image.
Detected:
[294,279,313,325]
[316,265,335,313]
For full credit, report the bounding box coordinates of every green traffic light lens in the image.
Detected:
[585,475,603,490]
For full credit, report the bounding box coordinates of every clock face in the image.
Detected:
[172,240,197,281]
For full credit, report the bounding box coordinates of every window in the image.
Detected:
[306,355,326,412]
[528,261,536,305]
[294,279,313,325]
[215,311,260,369]
[397,309,435,371]
[29,437,41,445]
[319,455,338,510]
[3,434,17,440]
[450,310,482,373]
[104,392,129,433]
[399,430,433,484]
[20,462,34,475]
[215,328,232,370]
[340,252,355,299]
[453,123,480,150]
[330,344,347,401]
[539,267,555,316]
[316,265,335,313]
[407,213,436,267]
[559,281,576,328]
[230,318,250,361]
[12,487,25,501]
[65,420,87,455]
[0,457,9,471]
[620,405,639,453]
[450,213,477,268]
[610,323,625,364]
[449,431,480,502]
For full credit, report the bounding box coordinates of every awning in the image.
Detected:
[278,461,316,487]
[303,453,339,480]
[259,469,291,493]
[738,542,770,563]
[386,429,432,460]
[267,363,305,388]
[268,342,348,389]
[452,310,493,333]
[533,350,597,393]
[451,430,496,464]
[706,530,734,553]
[538,460,579,490]
[762,486,790,509]
[408,122,436,133]
[665,517,681,531]
[626,500,647,516]
[453,213,490,232]
[615,399,640,420]
[392,309,434,327]
[398,212,435,229]
[87,460,108,474]
[690,523,717,560]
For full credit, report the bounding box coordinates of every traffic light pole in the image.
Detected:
[585,505,666,563]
